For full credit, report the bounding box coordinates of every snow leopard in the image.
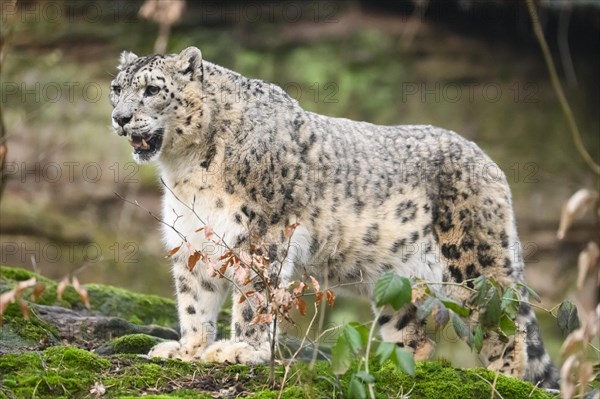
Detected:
[109,46,558,388]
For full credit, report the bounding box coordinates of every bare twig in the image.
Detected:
[365,307,384,399]
[526,0,600,175]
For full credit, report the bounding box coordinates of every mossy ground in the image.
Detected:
[0,267,559,398]
[0,266,178,326]
[0,345,558,399]
[0,266,179,353]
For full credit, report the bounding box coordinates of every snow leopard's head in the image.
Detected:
[109,47,204,163]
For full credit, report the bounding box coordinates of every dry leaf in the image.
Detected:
[326,289,336,308]
[90,381,106,397]
[577,241,599,290]
[234,264,248,283]
[557,189,598,240]
[167,244,182,258]
[293,282,307,296]
[284,223,299,239]
[72,277,91,309]
[560,354,578,399]
[239,250,252,267]
[187,251,201,272]
[19,299,30,320]
[579,362,593,390]
[57,277,69,301]
[296,297,307,316]
[315,291,324,305]
[0,290,16,316]
[561,328,586,359]
[251,313,273,324]
[309,276,320,293]
[139,0,185,25]
[15,277,37,296]
[204,225,214,240]
[31,282,46,301]
[1,278,37,324]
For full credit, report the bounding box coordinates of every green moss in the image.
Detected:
[85,284,177,326]
[0,346,110,399]
[0,303,60,352]
[0,345,557,399]
[368,361,555,399]
[0,266,177,326]
[98,334,162,355]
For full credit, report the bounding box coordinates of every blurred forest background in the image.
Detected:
[1,0,599,367]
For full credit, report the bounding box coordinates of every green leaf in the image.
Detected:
[375,273,412,310]
[438,295,471,317]
[557,300,580,334]
[499,314,517,336]
[348,377,367,399]
[376,342,395,364]
[473,324,484,353]
[342,324,363,355]
[525,285,541,303]
[451,312,472,345]
[355,370,376,383]
[482,288,501,327]
[394,347,416,377]
[331,335,351,375]
[416,297,438,322]
[349,322,370,348]
[501,289,519,318]
[471,276,490,306]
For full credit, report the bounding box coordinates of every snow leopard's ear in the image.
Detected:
[118,51,138,70]
[175,46,203,81]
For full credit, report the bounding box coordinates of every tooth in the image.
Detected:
[141,139,149,149]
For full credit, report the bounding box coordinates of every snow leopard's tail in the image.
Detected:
[517,300,560,389]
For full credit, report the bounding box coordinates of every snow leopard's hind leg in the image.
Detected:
[429,156,559,388]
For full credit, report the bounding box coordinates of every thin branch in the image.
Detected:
[365,307,383,399]
[526,0,600,175]
[278,302,321,399]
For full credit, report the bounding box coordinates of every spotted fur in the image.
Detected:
[110,47,558,388]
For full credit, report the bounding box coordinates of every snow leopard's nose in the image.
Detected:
[113,112,132,127]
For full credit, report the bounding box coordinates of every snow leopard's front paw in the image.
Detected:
[201,341,270,364]
[148,340,205,361]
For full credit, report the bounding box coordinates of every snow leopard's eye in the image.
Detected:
[112,85,121,96]
[144,85,160,97]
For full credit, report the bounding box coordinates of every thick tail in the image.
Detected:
[518,301,560,389]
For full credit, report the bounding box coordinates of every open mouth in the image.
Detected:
[129,129,164,160]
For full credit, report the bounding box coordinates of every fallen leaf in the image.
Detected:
[90,381,106,397]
